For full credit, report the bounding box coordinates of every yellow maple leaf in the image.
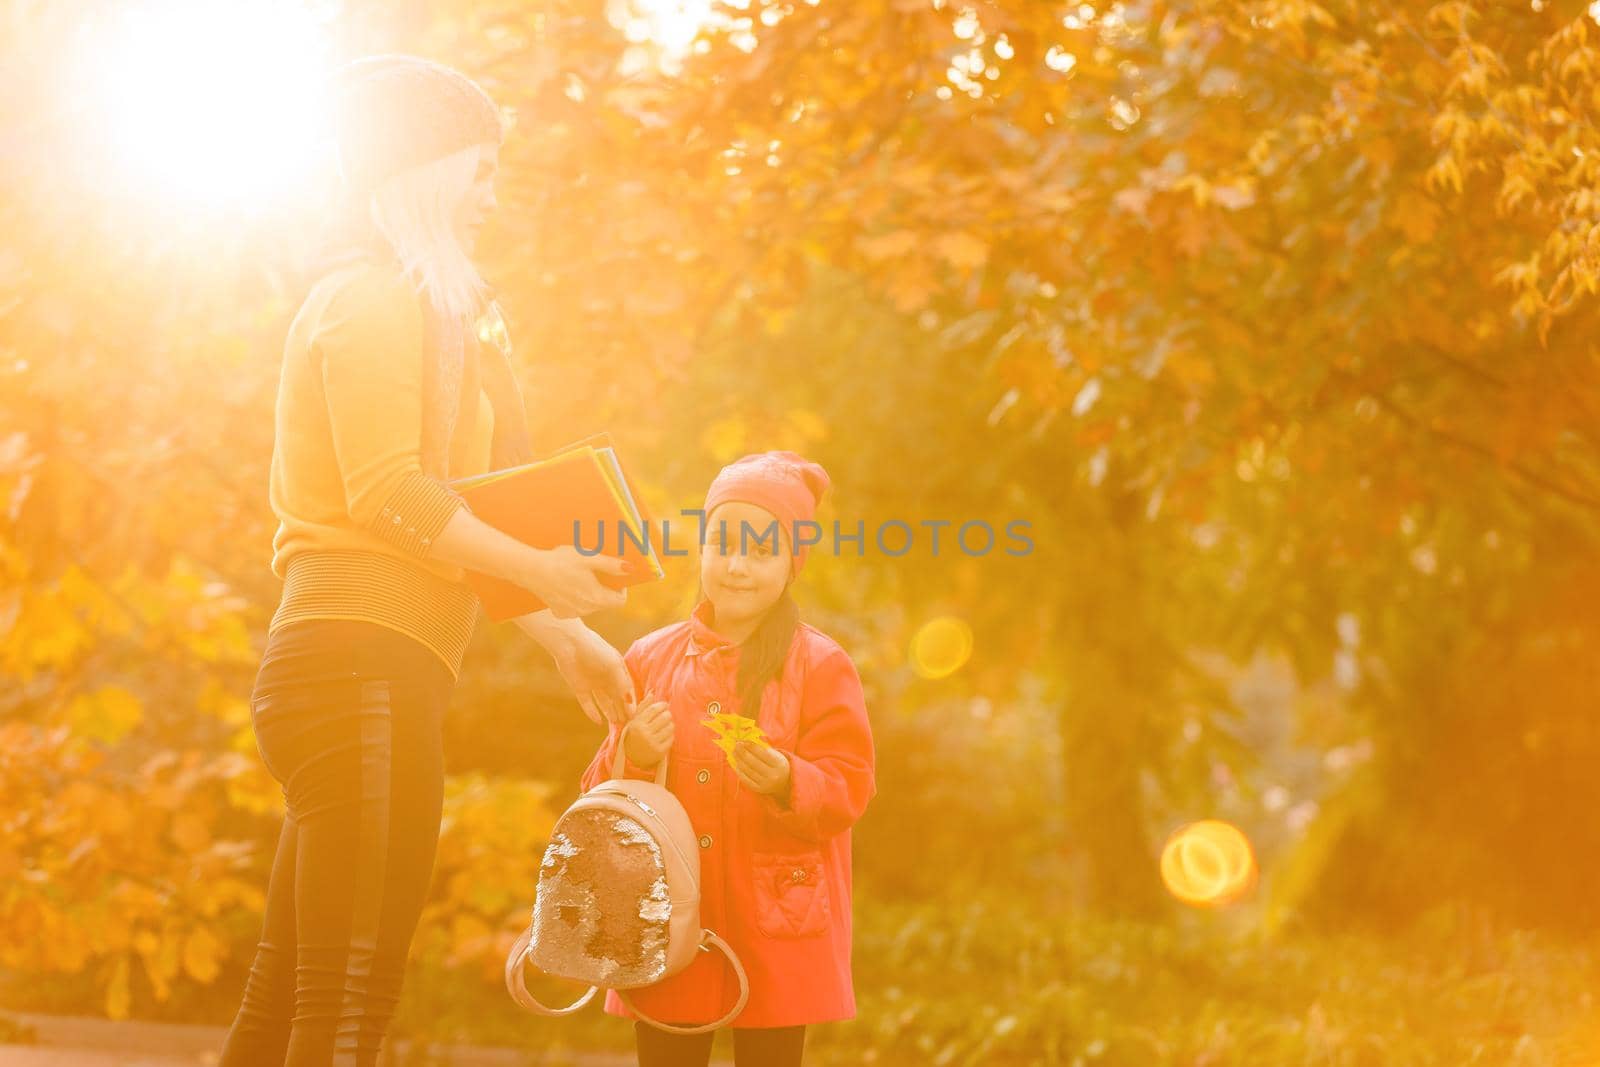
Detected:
[702,711,772,768]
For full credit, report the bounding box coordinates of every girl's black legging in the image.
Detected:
[634,1022,806,1067]
[220,618,454,1067]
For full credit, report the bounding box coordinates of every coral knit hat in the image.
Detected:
[703,451,832,576]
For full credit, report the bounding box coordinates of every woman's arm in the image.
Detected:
[315,266,626,618]
[578,643,659,787]
[512,610,632,724]
[425,510,628,619]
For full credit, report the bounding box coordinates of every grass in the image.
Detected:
[806,891,1598,1066]
[6,886,1595,1066]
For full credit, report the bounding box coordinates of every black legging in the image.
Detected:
[635,1022,806,1067]
[220,618,454,1067]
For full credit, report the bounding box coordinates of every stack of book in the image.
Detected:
[447,434,664,621]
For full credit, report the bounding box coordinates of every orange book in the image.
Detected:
[446,434,665,622]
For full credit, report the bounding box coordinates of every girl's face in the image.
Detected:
[701,501,792,628]
[453,143,499,252]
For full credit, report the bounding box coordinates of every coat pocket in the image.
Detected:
[750,850,830,939]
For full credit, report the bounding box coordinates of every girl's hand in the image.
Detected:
[732,742,792,802]
[623,691,674,767]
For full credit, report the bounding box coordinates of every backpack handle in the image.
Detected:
[613,717,670,787]
[618,930,751,1035]
[503,927,600,1016]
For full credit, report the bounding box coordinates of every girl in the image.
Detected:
[222,55,634,1067]
[580,451,877,1067]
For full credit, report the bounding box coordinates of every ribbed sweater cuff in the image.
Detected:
[370,472,466,557]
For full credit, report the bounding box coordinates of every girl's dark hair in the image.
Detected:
[736,587,800,715]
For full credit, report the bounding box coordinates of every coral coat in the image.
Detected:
[579,598,876,1028]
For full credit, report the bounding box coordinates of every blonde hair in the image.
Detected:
[367,143,488,323]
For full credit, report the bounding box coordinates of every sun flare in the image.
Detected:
[71,1,332,213]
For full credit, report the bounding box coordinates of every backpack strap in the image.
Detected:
[618,930,750,1035]
[613,718,670,786]
[503,926,599,1016]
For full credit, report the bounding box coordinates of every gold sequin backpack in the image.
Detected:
[503,719,750,1034]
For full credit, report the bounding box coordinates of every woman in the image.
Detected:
[220,55,632,1066]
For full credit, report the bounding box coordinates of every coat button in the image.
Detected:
[791,868,808,884]
[696,769,710,784]
[698,834,713,849]
[706,700,721,715]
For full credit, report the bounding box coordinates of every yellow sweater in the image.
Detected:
[266,255,496,678]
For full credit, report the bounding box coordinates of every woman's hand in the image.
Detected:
[516,614,630,725]
[732,742,792,803]
[518,545,631,619]
[425,510,629,618]
[623,692,674,768]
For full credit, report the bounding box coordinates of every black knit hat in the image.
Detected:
[332,54,503,194]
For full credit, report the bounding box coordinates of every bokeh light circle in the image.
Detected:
[910,616,974,679]
[1159,819,1258,908]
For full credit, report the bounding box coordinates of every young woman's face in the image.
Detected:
[701,501,792,627]
[453,143,499,251]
